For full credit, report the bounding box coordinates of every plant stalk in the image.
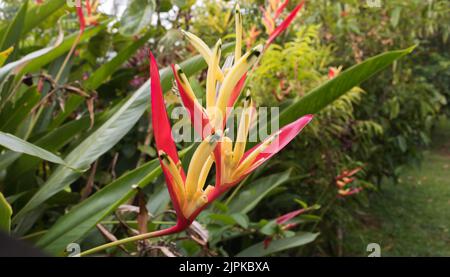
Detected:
[80,224,183,256]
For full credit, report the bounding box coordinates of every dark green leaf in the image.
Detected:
[0,192,12,233]
[236,232,319,257]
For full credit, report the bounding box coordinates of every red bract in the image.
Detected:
[266,0,305,46]
[150,53,186,222]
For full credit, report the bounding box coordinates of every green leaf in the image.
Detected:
[119,0,156,36]
[0,192,12,233]
[85,32,152,90]
[279,46,415,127]
[0,131,71,168]
[0,0,27,53]
[228,170,291,214]
[236,232,319,257]
[36,159,161,255]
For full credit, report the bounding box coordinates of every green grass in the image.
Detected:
[344,117,450,256]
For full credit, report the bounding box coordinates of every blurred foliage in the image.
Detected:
[0,0,447,257]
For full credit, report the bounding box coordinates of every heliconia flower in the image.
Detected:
[0,47,14,67]
[149,4,313,232]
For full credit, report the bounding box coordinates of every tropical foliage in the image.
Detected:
[0,0,447,257]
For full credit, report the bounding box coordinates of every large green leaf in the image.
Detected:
[119,0,156,36]
[0,31,63,83]
[228,170,291,214]
[236,232,319,257]
[0,192,12,233]
[279,46,416,126]
[36,159,161,255]
[12,50,212,223]
[0,131,72,168]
